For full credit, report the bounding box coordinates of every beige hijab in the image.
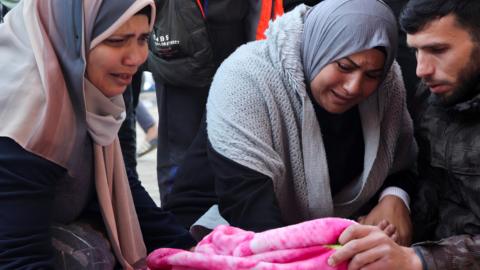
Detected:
[0,0,155,268]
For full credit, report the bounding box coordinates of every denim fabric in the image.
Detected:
[135,100,156,132]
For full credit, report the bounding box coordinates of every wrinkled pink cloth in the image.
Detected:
[147,218,355,270]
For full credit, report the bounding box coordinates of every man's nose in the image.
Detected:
[416,51,434,78]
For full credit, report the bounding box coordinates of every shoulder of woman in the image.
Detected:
[380,61,407,103]
[208,41,278,103]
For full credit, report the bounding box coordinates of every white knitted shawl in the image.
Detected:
[206,5,417,224]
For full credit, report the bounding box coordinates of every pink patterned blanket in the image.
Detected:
[147,218,355,270]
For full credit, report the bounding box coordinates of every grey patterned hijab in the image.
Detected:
[302,0,398,83]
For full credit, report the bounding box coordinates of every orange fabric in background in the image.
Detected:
[256,0,284,40]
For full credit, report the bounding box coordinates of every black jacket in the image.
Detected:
[411,82,480,270]
[147,0,252,89]
[148,0,270,204]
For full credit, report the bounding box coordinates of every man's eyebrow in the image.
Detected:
[409,42,449,50]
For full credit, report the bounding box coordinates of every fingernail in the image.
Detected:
[328,257,335,267]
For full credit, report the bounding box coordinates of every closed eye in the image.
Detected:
[104,38,127,47]
[427,46,448,54]
[138,34,150,45]
[366,71,383,80]
[140,34,150,41]
[336,61,355,72]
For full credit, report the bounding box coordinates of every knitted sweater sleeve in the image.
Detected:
[380,62,418,194]
[206,43,290,229]
[207,141,285,232]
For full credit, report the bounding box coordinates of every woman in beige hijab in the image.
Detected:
[0,0,194,269]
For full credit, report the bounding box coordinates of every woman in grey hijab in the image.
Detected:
[167,0,417,248]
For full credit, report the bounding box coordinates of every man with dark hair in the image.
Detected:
[326,0,480,269]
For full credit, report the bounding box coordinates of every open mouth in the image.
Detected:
[111,73,133,85]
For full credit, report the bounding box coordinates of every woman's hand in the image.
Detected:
[358,195,412,246]
[327,225,423,270]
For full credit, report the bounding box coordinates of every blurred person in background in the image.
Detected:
[148,0,283,204]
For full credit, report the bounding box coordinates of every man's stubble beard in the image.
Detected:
[429,44,480,107]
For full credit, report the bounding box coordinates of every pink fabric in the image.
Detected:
[147,218,355,270]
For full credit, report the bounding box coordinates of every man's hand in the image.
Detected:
[358,195,412,246]
[327,224,423,270]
